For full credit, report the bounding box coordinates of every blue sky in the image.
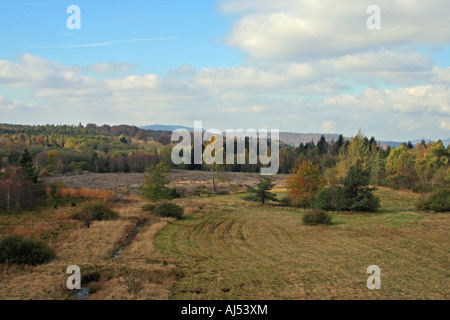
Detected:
[0,0,449,141]
[1,1,242,74]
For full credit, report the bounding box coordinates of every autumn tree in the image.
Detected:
[336,130,373,178]
[287,160,325,207]
[119,134,128,144]
[157,134,172,146]
[385,145,416,189]
[370,149,388,186]
[414,141,449,189]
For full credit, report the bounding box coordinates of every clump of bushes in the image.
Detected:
[0,235,56,265]
[71,202,118,227]
[195,185,210,197]
[311,161,380,212]
[311,185,347,211]
[141,203,156,212]
[303,209,332,226]
[415,188,450,212]
[153,202,184,219]
[280,195,294,207]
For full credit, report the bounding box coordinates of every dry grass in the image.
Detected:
[0,196,176,300]
[2,172,448,300]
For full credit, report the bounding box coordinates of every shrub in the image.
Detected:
[243,176,278,205]
[81,271,101,284]
[311,185,347,211]
[415,188,450,212]
[195,186,210,197]
[308,161,381,213]
[71,202,118,227]
[280,195,294,207]
[153,202,184,219]
[303,209,332,226]
[169,187,180,199]
[0,236,56,265]
[141,203,156,212]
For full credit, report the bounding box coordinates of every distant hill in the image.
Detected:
[139,124,449,148]
[279,133,450,148]
[410,138,450,147]
[140,124,196,132]
[279,132,340,146]
[378,138,450,149]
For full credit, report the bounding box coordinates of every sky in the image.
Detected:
[0,0,449,142]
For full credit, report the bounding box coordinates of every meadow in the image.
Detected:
[0,172,448,300]
[155,188,449,300]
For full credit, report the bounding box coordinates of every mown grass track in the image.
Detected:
[155,190,449,300]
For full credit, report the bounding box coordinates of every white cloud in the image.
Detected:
[323,85,450,116]
[0,52,449,141]
[441,120,450,131]
[322,121,337,133]
[223,0,450,61]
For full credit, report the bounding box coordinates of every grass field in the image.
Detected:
[155,188,449,300]
[0,179,448,300]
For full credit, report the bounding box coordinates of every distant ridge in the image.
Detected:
[139,124,449,147]
[139,124,197,131]
[279,132,340,146]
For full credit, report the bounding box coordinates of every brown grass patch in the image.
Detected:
[0,195,176,300]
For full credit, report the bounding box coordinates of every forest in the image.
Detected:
[0,123,449,213]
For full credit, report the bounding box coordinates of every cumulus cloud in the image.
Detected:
[0,31,449,142]
[322,85,450,116]
[222,0,450,61]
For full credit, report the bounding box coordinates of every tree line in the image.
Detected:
[0,124,449,214]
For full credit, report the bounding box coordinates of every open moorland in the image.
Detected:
[0,172,448,300]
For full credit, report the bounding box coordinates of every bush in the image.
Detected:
[243,176,278,205]
[311,185,347,211]
[195,186,210,197]
[280,195,294,207]
[168,188,180,199]
[415,188,450,212]
[71,202,118,227]
[0,236,56,265]
[141,203,156,212]
[81,271,101,284]
[303,209,332,226]
[153,202,184,219]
